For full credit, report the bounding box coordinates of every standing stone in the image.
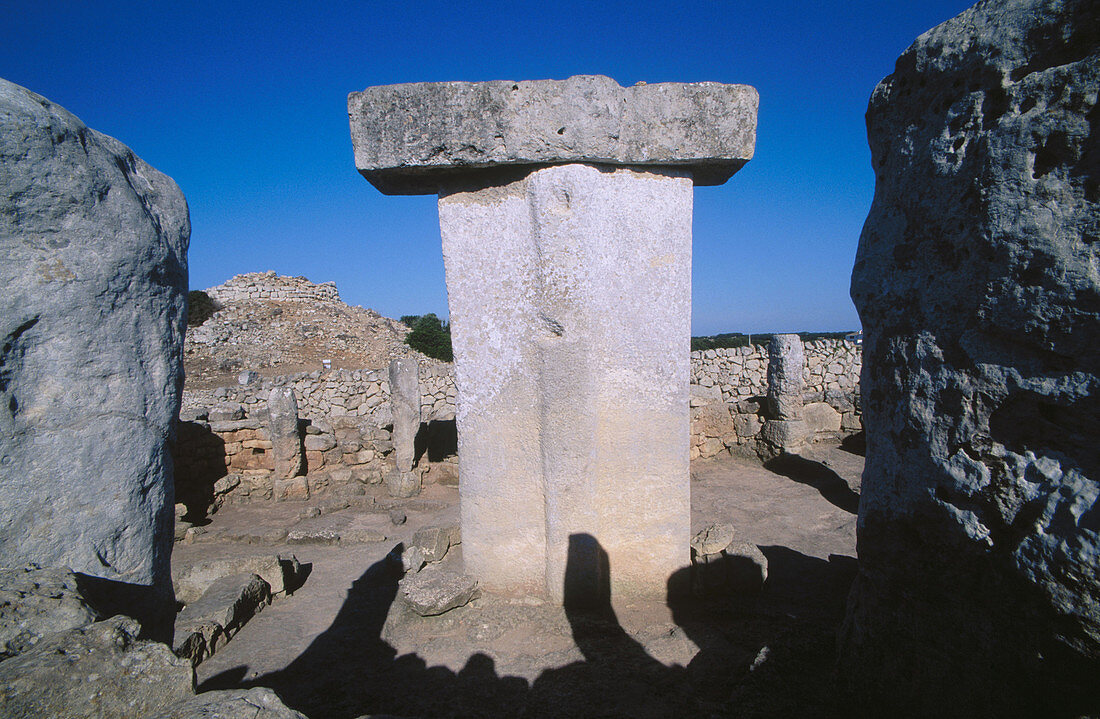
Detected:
[842,2,1100,715]
[761,334,807,454]
[267,387,303,480]
[0,78,189,636]
[350,75,757,601]
[388,357,421,473]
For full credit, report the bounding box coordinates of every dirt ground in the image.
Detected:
[175,441,863,718]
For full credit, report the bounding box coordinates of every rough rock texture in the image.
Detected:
[842,1,1100,715]
[389,357,421,473]
[0,615,194,718]
[0,78,189,635]
[349,74,758,194]
[151,687,308,719]
[400,566,479,616]
[0,564,99,659]
[440,164,693,601]
[268,387,303,480]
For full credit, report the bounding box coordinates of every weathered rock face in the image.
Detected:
[0,615,194,718]
[0,565,100,659]
[151,687,308,719]
[0,78,189,633]
[842,1,1100,715]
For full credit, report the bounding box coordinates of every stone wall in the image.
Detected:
[204,271,341,304]
[176,341,862,508]
[690,339,861,402]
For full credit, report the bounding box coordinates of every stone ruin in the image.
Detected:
[349,75,759,601]
[0,0,1096,713]
[841,0,1099,714]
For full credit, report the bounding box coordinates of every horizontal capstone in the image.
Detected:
[348,74,758,194]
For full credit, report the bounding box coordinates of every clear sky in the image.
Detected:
[2,1,973,335]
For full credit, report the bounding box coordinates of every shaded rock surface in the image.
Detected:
[0,615,194,718]
[0,564,100,660]
[0,77,189,634]
[842,1,1100,715]
[152,687,308,719]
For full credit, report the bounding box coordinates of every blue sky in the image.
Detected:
[2,1,973,335]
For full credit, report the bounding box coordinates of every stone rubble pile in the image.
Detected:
[205,271,342,304]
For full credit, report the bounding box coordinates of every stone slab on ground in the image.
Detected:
[174,573,271,665]
[0,615,194,718]
[349,74,758,194]
[0,564,100,659]
[286,510,390,545]
[174,554,303,604]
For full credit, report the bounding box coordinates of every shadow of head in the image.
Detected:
[563,533,611,614]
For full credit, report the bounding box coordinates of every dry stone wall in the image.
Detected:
[691,339,861,402]
[205,271,340,304]
[177,339,861,506]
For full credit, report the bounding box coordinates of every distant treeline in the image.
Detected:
[690,331,854,352]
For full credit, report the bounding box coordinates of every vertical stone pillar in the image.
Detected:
[440,164,693,599]
[349,75,758,601]
[388,357,421,473]
[761,333,807,454]
[267,387,303,480]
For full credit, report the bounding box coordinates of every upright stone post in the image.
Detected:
[349,75,757,601]
[761,333,807,455]
[388,357,421,474]
[267,387,303,480]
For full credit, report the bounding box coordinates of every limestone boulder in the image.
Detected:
[0,564,99,660]
[0,78,189,634]
[842,1,1100,714]
[0,615,194,718]
[400,566,479,616]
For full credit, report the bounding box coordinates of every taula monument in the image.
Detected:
[349,75,758,601]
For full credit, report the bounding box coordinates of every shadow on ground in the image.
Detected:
[764,454,860,514]
[202,533,858,718]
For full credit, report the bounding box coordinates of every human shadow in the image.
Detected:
[764,453,861,514]
[202,535,856,718]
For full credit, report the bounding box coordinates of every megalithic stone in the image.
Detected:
[388,357,421,473]
[267,387,303,480]
[349,75,757,602]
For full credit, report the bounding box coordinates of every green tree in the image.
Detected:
[403,313,453,362]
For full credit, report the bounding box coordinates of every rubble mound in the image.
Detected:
[185,272,414,389]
